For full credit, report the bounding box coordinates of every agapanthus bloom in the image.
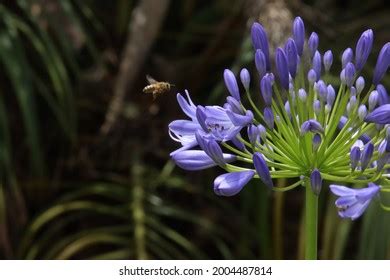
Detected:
[168,17,390,220]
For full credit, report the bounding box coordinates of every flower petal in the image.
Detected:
[214,171,255,196]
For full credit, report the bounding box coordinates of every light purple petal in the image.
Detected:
[214,171,255,196]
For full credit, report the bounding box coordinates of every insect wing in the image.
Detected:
[146,75,158,85]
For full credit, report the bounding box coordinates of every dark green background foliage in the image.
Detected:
[0,0,390,259]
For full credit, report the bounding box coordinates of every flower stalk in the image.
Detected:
[305,178,318,259]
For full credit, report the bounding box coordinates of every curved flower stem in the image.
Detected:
[305,178,318,260]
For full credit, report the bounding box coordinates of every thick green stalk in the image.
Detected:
[305,179,318,260]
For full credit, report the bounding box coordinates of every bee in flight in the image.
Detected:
[143,75,174,100]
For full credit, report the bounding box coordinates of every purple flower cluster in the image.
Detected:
[168,16,390,220]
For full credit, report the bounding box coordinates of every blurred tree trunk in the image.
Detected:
[100,0,171,135]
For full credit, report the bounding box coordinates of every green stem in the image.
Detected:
[305,178,318,260]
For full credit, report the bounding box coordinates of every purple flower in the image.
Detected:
[169,92,203,154]
[203,105,251,141]
[344,62,356,87]
[312,51,322,80]
[285,38,298,77]
[248,124,260,146]
[307,69,317,85]
[358,105,367,121]
[258,124,267,142]
[310,169,322,195]
[253,152,273,188]
[322,50,333,72]
[275,48,290,90]
[226,96,243,114]
[313,100,321,115]
[364,104,390,124]
[350,146,361,171]
[195,132,227,166]
[355,29,373,71]
[293,16,305,56]
[373,42,390,85]
[214,171,255,196]
[300,119,324,135]
[327,85,335,107]
[308,32,319,57]
[298,88,307,102]
[263,107,274,129]
[240,68,250,91]
[377,84,389,105]
[255,49,267,78]
[330,183,380,220]
[251,23,270,70]
[368,90,379,111]
[171,150,236,171]
[360,142,374,171]
[231,133,246,151]
[312,134,321,152]
[315,80,327,101]
[224,69,240,101]
[260,75,273,106]
[342,48,354,68]
[356,76,365,94]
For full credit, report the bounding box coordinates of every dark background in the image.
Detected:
[1,0,390,259]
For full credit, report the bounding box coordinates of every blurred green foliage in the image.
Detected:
[0,0,390,259]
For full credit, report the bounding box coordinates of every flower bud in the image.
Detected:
[248,124,260,146]
[361,142,374,171]
[240,68,250,91]
[260,75,273,106]
[285,38,298,77]
[315,80,327,101]
[350,146,361,171]
[340,69,346,85]
[312,134,321,152]
[255,49,267,78]
[369,90,379,111]
[251,23,270,70]
[342,48,354,68]
[345,62,356,87]
[355,29,373,71]
[358,105,367,121]
[327,85,336,107]
[313,51,322,80]
[285,101,291,117]
[377,84,389,105]
[324,50,333,72]
[214,171,255,196]
[350,86,357,97]
[308,32,319,57]
[301,119,324,135]
[308,69,317,85]
[365,104,390,124]
[253,152,273,188]
[264,107,274,130]
[293,16,305,56]
[310,169,322,196]
[298,88,307,102]
[258,124,267,142]
[275,48,290,90]
[226,96,243,114]
[373,42,390,85]
[378,140,387,155]
[224,69,240,101]
[313,100,321,115]
[356,76,365,94]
